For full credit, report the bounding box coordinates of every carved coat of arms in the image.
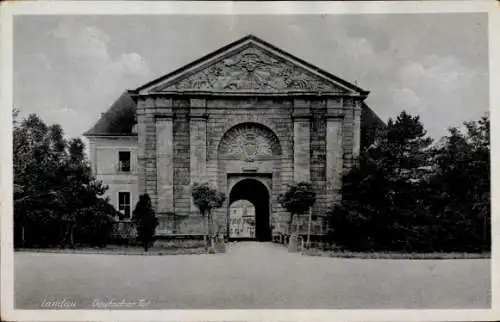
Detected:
[219,124,280,161]
[154,46,343,92]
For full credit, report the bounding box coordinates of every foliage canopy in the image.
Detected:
[13,112,119,248]
[191,182,226,216]
[329,111,490,252]
[278,182,316,215]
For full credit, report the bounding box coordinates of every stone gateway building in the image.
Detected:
[84,35,383,241]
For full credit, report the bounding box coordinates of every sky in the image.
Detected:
[13,13,489,142]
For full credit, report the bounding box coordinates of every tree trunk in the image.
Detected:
[306,208,312,249]
[60,221,71,249]
[210,236,215,250]
[288,213,294,235]
[484,212,488,247]
[21,225,25,247]
[207,212,212,238]
[69,223,74,249]
[204,213,209,251]
[208,212,215,251]
[60,222,67,249]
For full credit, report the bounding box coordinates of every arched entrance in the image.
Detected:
[229,179,271,242]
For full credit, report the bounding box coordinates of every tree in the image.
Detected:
[13,113,117,248]
[426,113,490,251]
[13,108,20,127]
[132,194,158,252]
[14,114,63,246]
[329,111,433,251]
[278,182,316,250]
[191,182,226,252]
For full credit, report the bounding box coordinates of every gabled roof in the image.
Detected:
[83,91,137,137]
[360,102,386,149]
[133,35,369,95]
[84,35,378,137]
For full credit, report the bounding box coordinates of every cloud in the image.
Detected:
[341,36,374,60]
[41,107,82,130]
[15,21,152,139]
[399,55,475,90]
[117,52,150,76]
[52,25,110,63]
[391,55,485,139]
[51,22,151,88]
[285,24,307,39]
[392,88,421,109]
[49,21,151,136]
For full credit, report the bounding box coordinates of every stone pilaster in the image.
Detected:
[137,97,157,205]
[342,97,356,171]
[156,97,174,214]
[136,109,147,195]
[189,98,208,211]
[326,98,345,208]
[292,99,311,183]
[352,99,362,160]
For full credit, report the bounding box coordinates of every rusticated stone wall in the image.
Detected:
[136,94,362,236]
[137,97,158,209]
[310,100,327,221]
[173,101,191,217]
[205,97,294,233]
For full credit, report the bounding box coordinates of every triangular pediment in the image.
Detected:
[137,35,368,95]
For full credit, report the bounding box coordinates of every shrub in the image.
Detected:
[132,194,159,252]
[191,182,225,252]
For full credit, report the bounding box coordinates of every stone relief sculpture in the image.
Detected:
[153,46,345,92]
[218,123,281,162]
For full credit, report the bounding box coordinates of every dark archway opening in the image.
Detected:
[229,179,271,242]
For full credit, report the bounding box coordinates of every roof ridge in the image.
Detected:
[83,91,137,137]
[132,34,368,94]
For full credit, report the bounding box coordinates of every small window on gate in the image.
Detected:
[118,192,131,219]
[118,151,131,172]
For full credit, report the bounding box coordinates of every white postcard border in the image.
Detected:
[1,1,498,321]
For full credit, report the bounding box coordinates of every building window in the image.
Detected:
[118,192,131,219]
[118,151,131,172]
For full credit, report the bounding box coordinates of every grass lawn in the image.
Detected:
[15,239,210,256]
[302,247,491,259]
[16,240,490,259]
